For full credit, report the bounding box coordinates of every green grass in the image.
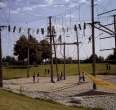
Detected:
[0,89,102,110]
[2,63,116,80]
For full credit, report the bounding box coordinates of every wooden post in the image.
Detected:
[113,15,116,55]
[63,43,66,80]
[52,32,59,81]
[91,0,96,90]
[0,27,3,87]
[27,28,30,77]
[49,16,54,83]
[74,25,81,83]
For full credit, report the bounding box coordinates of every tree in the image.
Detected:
[14,35,42,64]
[40,39,51,60]
[28,35,42,64]
[84,54,104,63]
[106,54,116,63]
[66,57,73,64]
[14,35,51,65]
[2,56,16,65]
[14,35,28,62]
[98,56,104,63]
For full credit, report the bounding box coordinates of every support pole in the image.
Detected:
[74,25,80,83]
[27,29,30,77]
[49,16,54,83]
[52,33,59,81]
[63,43,66,80]
[91,0,96,90]
[113,15,116,55]
[0,28,3,87]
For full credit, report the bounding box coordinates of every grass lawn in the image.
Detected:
[2,63,116,79]
[0,89,102,110]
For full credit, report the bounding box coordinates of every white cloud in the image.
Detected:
[79,0,88,3]
[10,4,48,14]
[23,7,33,11]
[97,0,102,2]
[46,0,54,5]
[0,2,7,8]
[10,10,18,14]
[65,0,70,2]
[10,8,21,14]
[33,4,47,8]
[22,4,48,11]
[68,3,78,8]
[16,0,22,2]
[79,0,102,4]
[65,14,75,18]
[53,4,65,7]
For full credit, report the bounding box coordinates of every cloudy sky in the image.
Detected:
[0,0,116,59]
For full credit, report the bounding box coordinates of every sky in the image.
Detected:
[0,0,116,60]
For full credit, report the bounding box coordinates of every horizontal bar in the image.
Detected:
[98,23,114,33]
[97,9,116,16]
[94,26,113,35]
[104,23,114,27]
[100,48,114,51]
[87,22,113,35]
[0,25,7,28]
[29,42,82,46]
[100,35,114,40]
[52,42,82,45]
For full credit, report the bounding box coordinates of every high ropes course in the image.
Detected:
[0,0,116,91]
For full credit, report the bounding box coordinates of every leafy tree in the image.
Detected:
[84,54,104,63]
[14,35,28,63]
[98,56,104,63]
[28,35,42,64]
[40,39,51,60]
[66,57,73,64]
[106,53,116,63]
[14,35,41,64]
[2,56,16,65]
[14,35,51,65]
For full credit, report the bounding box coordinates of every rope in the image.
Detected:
[85,72,116,90]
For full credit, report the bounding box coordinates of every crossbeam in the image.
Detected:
[29,42,82,46]
[104,23,114,27]
[87,22,114,35]
[100,35,114,40]
[100,48,114,51]
[98,23,114,34]
[97,9,116,16]
[94,25,113,35]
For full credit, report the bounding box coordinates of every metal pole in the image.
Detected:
[0,28,3,87]
[74,25,80,83]
[91,0,96,90]
[49,16,54,83]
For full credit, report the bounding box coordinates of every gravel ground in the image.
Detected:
[3,75,116,110]
[70,95,116,110]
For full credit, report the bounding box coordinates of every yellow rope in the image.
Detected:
[85,72,116,90]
